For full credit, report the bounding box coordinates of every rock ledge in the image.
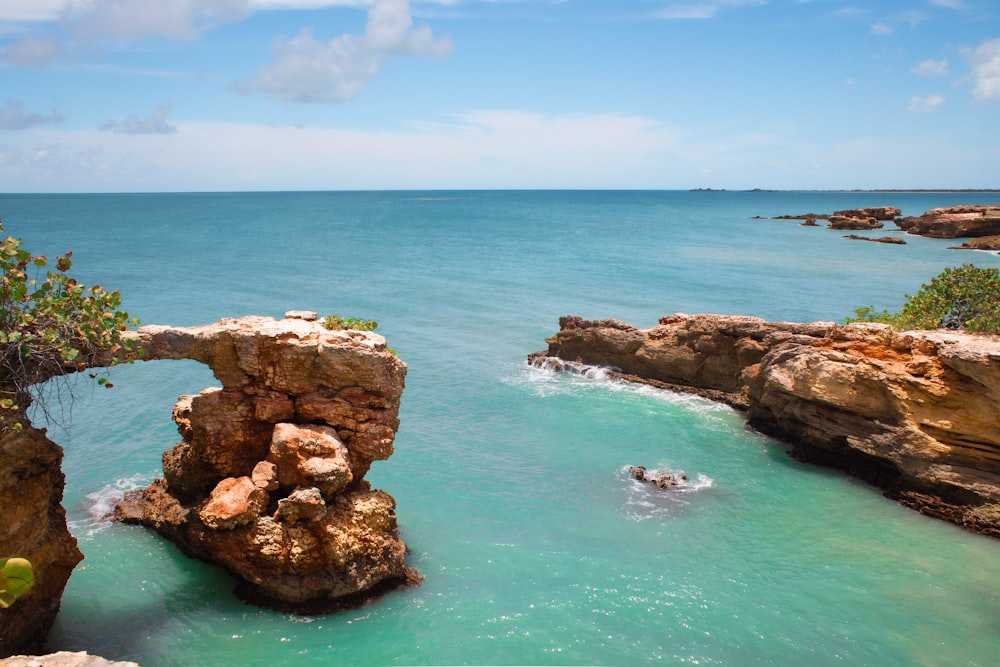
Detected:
[531,314,1000,537]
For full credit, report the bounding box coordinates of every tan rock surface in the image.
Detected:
[113,313,415,611]
[895,205,1000,238]
[531,314,1000,537]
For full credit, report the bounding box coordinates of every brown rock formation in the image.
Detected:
[827,215,883,230]
[843,234,906,245]
[0,429,84,657]
[950,235,1000,252]
[530,314,1000,537]
[895,205,1000,238]
[112,313,417,612]
[833,207,900,221]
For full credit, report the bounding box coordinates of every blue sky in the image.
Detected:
[1,0,998,192]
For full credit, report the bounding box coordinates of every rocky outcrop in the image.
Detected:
[827,215,883,230]
[530,314,1000,537]
[0,429,84,657]
[843,234,906,245]
[0,652,139,667]
[773,207,900,230]
[895,205,1000,238]
[950,235,1000,252]
[112,312,417,612]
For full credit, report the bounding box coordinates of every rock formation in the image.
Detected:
[530,314,1000,537]
[112,312,417,612]
[950,235,1000,252]
[0,651,139,667]
[895,205,1000,238]
[843,234,906,245]
[0,429,83,657]
[773,207,900,230]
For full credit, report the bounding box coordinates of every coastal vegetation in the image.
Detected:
[0,220,138,432]
[848,264,1000,334]
[0,557,34,608]
[321,314,379,332]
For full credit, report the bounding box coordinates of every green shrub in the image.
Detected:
[1,220,139,431]
[0,557,34,608]
[848,264,1000,333]
[321,314,379,332]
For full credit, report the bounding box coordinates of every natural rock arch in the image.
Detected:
[113,312,418,612]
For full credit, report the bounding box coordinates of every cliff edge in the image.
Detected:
[530,314,1000,537]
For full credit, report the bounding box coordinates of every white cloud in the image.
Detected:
[0,35,63,67]
[0,100,65,130]
[965,38,1000,102]
[652,0,766,20]
[0,110,678,190]
[870,22,893,35]
[0,1,66,22]
[239,0,451,103]
[907,94,944,112]
[99,103,178,134]
[911,58,948,77]
[65,0,251,41]
[929,0,964,9]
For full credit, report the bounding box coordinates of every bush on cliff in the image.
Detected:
[849,264,1000,333]
[1,219,138,431]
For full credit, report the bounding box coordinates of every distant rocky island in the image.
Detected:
[767,204,1000,249]
[530,315,1000,538]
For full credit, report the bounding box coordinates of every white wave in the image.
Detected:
[70,472,155,536]
[620,464,714,521]
[515,357,739,423]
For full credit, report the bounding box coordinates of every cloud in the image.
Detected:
[651,0,766,20]
[0,35,63,67]
[870,22,893,35]
[911,58,948,77]
[964,38,1000,102]
[0,110,679,190]
[238,0,452,103]
[0,100,66,130]
[65,0,251,41]
[99,103,178,135]
[907,94,945,112]
[929,0,964,8]
[0,1,65,22]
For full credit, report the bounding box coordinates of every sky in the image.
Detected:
[0,0,998,192]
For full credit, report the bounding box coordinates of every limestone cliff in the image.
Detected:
[0,429,83,657]
[530,314,1000,537]
[113,312,417,612]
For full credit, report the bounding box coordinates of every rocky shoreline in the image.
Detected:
[530,314,1000,538]
[769,204,1000,248]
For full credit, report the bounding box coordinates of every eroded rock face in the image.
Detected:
[531,314,1000,537]
[895,205,1000,238]
[113,313,416,611]
[0,428,84,657]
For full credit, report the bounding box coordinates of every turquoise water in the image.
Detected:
[2,191,998,666]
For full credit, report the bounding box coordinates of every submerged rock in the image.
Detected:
[532,314,1000,537]
[113,313,418,612]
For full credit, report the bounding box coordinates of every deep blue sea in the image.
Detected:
[1,191,998,666]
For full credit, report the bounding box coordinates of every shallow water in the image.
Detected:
[2,190,998,666]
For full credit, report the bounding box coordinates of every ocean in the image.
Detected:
[1,190,998,666]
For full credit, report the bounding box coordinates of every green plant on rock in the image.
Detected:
[848,264,1000,333]
[1,219,140,432]
[0,557,34,608]
[321,314,379,332]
